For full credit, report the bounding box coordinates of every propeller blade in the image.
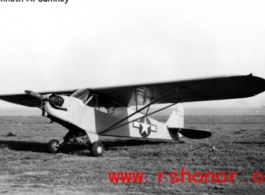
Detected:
[25,90,43,100]
[25,90,56,103]
[25,91,67,111]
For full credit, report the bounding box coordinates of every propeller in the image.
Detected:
[25,90,67,111]
[25,90,46,116]
[25,90,44,100]
[25,90,55,103]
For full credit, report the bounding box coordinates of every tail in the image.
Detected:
[166,103,184,139]
[166,103,184,129]
[167,103,212,139]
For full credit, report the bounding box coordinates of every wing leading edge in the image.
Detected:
[0,74,264,108]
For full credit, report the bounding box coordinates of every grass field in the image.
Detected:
[0,115,265,194]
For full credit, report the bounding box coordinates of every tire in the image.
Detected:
[48,139,59,153]
[90,141,104,157]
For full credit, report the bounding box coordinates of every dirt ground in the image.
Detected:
[0,115,264,194]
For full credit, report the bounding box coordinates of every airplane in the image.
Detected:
[0,74,264,157]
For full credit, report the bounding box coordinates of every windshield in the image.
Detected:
[71,89,90,103]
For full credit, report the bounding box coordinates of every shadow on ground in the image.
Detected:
[0,138,171,154]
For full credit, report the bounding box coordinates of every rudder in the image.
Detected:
[166,103,184,129]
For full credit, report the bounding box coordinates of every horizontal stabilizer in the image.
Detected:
[168,128,212,139]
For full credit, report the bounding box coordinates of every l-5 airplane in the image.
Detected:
[0,74,264,157]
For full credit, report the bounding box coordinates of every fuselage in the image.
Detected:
[44,94,178,140]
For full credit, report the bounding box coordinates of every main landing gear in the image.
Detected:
[90,141,104,157]
[48,139,59,153]
[47,131,105,157]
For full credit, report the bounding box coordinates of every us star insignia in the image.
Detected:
[133,117,157,138]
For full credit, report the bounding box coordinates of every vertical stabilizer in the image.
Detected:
[166,103,184,128]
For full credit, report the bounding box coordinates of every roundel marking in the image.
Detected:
[133,117,157,138]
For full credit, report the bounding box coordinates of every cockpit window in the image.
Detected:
[71,89,90,103]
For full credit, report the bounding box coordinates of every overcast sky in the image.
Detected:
[0,0,265,110]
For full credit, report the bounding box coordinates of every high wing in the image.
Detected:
[0,74,264,108]
[91,74,265,106]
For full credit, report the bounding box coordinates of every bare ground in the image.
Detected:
[0,115,264,194]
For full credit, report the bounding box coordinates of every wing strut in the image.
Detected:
[134,88,138,111]
[100,102,178,135]
[99,87,179,135]
[145,89,153,117]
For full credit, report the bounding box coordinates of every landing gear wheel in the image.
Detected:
[90,141,104,157]
[48,139,59,153]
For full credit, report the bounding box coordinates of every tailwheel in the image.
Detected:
[90,141,104,157]
[48,139,59,153]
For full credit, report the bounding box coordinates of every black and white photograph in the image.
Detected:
[0,0,265,194]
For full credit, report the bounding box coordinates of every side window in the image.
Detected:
[108,101,116,115]
[94,95,108,114]
[98,107,108,113]
[93,95,123,116]
[108,100,123,117]
[115,107,122,116]
[86,94,98,108]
